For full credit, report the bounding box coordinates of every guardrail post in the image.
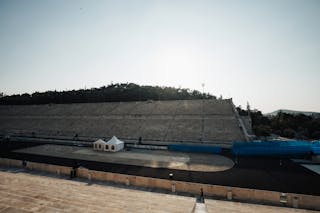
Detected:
[171,182,176,193]
[292,196,299,208]
[227,187,232,200]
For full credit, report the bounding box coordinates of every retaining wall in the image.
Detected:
[0,158,319,210]
[0,157,72,175]
[26,161,72,175]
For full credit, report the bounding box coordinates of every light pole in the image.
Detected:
[201,83,205,142]
[201,83,205,96]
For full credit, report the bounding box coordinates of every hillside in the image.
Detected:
[0,83,214,105]
[250,109,320,140]
[266,109,320,118]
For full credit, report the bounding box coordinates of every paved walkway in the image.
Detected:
[0,169,195,213]
[193,203,207,213]
[301,164,320,175]
[205,199,318,213]
[0,168,319,213]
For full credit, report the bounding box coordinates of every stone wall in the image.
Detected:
[0,99,245,144]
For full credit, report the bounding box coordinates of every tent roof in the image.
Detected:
[94,139,107,144]
[106,136,124,145]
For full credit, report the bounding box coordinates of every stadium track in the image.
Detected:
[1,140,319,196]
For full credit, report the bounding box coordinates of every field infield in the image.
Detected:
[15,144,234,172]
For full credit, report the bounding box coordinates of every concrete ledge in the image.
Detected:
[1,157,319,211]
[26,161,72,175]
[0,158,22,167]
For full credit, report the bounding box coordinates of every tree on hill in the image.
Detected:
[237,106,320,140]
[0,83,215,105]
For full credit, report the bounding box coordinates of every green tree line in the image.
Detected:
[237,107,320,140]
[0,83,214,105]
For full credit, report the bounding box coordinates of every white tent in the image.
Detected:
[93,139,107,151]
[105,136,124,152]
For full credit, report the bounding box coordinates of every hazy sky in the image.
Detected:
[0,0,319,113]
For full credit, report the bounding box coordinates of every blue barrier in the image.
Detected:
[312,146,320,155]
[168,144,222,154]
[232,141,319,156]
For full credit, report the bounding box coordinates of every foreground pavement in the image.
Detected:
[205,199,318,213]
[0,168,194,213]
[0,168,318,213]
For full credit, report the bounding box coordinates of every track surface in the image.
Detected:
[1,141,320,196]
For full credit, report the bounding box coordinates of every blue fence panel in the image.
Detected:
[312,146,320,155]
[232,140,317,156]
[168,144,222,154]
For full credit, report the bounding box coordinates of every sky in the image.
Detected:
[0,0,319,113]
